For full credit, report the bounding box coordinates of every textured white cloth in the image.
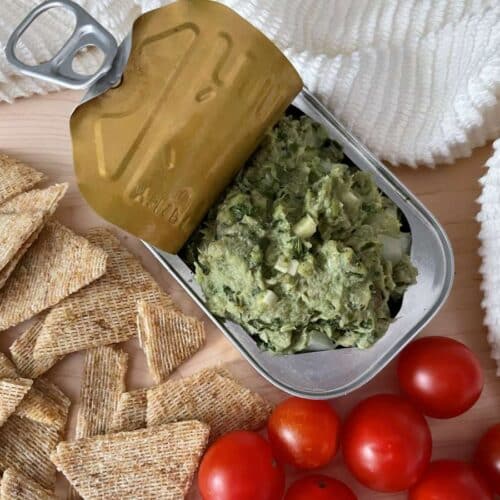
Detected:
[478,139,500,372]
[1,0,500,370]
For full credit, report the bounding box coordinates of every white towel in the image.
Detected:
[478,139,500,372]
[1,0,500,371]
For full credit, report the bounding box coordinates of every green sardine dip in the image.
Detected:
[185,115,417,353]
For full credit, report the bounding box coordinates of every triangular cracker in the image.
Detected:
[0,153,45,205]
[0,184,68,288]
[0,415,59,489]
[51,421,209,499]
[15,378,70,433]
[0,468,56,500]
[0,221,107,331]
[75,346,128,439]
[109,388,148,433]
[0,212,44,271]
[137,301,205,383]
[10,315,61,379]
[34,228,176,358]
[0,183,66,214]
[0,378,32,427]
[147,368,271,441]
[0,223,44,291]
[0,353,17,378]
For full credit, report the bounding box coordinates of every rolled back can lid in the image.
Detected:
[71,0,303,253]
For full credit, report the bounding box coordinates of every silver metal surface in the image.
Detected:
[5,0,117,90]
[146,88,455,399]
[80,34,131,103]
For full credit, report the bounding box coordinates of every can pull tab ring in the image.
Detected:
[5,0,118,90]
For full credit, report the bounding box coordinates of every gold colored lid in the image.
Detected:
[71,0,302,253]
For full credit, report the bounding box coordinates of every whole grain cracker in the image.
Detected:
[51,421,209,500]
[109,388,148,433]
[0,468,56,500]
[16,378,70,433]
[0,353,17,378]
[0,184,68,288]
[0,153,45,205]
[0,183,67,215]
[0,221,107,331]
[137,301,205,383]
[34,228,176,358]
[0,223,44,290]
[0,378,32,427]
[147,368,272,441]
[0,213,44,272]
[75,346,128,439]
[0,415,59,489]
[10,315,61,379]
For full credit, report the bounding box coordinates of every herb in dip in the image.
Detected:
[185,115,417,353]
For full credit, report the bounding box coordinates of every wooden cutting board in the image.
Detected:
[0,90,499,499]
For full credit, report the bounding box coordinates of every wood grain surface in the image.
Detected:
[0,90,499,499]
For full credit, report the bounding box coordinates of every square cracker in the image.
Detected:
[75,346,128,439]
[0,153,45,205]
[0,183,68,288]
[15,378,71,433]
[10,315,61,379]
[147,368,271,441]
[109,388,148,433]
[0,468,56,500]
[0,415,60,489]
[51,421,209,500]
[34,228,176,358]
[0,353,18,378]
[0,378,32,427]
[0,221,108,331]
[137,301,205,383]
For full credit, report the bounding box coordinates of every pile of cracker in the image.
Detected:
[0,154,271,499]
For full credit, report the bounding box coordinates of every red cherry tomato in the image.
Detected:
[397,336,483,418]
[474,423,500,494]
[198,431,285,500]
[409,460,493,500]
[267,397,340,469]
[342,394,431,492]
[285,474,357,500]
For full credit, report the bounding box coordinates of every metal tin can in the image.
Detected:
[145,89,454,399]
